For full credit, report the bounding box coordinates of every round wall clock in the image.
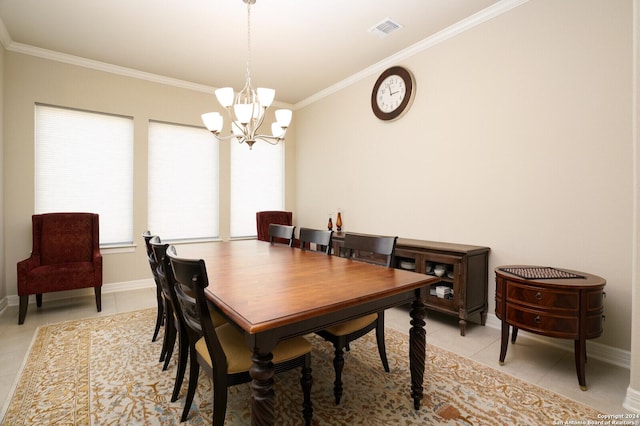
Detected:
[371,66,415,121]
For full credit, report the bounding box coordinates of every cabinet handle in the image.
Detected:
[534,315,541,324]
[535,292,542,300]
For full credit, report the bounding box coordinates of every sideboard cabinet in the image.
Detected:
[331,233,490,336]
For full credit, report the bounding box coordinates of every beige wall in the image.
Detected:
[2,52,296,291]
[0,0,634,354]
[295,0,633,351]
[0,42,4,303]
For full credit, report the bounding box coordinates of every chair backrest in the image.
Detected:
[167,248,227,372]
[299,227,333,254]
[142,230,154,257]
[341,233,398,267]
[149,237,175,303]
[256,211,292,242]
[33,212,100,265]
[143,232,160,283]
[268,224,296,247]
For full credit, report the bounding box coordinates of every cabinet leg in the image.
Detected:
[574,339,588,391]
[511,327,518,343]
[499,321,509,365]
[458,319,466,336]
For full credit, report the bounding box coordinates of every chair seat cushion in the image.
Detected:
[209,305,226,328]
[196,323,311,374]
[23,262,98,293]
[323,313,378,336]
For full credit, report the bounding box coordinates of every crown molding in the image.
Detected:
[0,0,528,111]
[294,0,529,109]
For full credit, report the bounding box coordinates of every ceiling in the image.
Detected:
[0,0,503,106]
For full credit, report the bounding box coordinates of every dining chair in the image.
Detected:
[268,223,296,247]
[298,227,333,254]
[143,231,165,345]
[315,232,398,405]
[151,240,227,408]
[167,247,313,425]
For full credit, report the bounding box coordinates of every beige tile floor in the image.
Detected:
[0,288,633,419]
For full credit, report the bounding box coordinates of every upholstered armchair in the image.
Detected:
[256,210,292,243]
[17,213,102,324]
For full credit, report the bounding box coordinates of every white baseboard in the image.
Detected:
[1,279,155,308]
[485,313,630,370]
[624,386,640,413]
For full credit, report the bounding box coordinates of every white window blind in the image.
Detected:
[230,141,284,238]
[148,121,219,241]
[35,104,134,246]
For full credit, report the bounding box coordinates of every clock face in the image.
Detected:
[371,66,415,121]
[376,75,407,113]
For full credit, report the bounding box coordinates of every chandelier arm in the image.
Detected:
[254,136,282,145]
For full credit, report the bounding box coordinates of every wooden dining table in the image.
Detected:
[177,239,439,425]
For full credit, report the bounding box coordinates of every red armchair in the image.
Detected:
[256,210,292,244]
[17,213,102,324]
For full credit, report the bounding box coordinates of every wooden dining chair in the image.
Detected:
[142,231,165,345]
[151,240,227,410]
[167,247,313,425]
[298,227,333,254]
[268,223,296,247]
[315,233,398,405]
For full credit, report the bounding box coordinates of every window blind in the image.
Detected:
[35,104,134,245]
[230,140,284,238]
[148,121,219,241]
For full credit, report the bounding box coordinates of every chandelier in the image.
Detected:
[201,0,292,149]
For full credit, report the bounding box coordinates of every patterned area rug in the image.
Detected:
[1,309,603,425]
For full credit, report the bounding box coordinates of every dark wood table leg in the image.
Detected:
[575,338,588,391]
[499,320,509,365]
[409,295,427,410]
[250,350,275,425]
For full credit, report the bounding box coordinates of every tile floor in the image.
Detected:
[0,288,634,420]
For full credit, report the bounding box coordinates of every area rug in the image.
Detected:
[1,309,603,425]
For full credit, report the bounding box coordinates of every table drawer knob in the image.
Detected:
[534,315,541,324]
[535,292,542,300]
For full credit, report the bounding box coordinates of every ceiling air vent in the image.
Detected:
[369,18,403,38]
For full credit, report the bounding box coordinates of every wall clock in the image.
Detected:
[371,66,415,121]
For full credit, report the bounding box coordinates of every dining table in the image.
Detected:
[177,239,439,425]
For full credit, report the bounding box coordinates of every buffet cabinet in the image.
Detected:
[331,233,490,336]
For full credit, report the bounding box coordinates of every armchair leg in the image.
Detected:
[36,294,42,307]
[94,287,102,312]
[18,296,28,325]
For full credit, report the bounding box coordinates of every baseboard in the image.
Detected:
[2,278,155,308]
[485,313,631,370]
[624,386,640,412]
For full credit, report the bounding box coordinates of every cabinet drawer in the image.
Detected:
[586,313,604,338]
[506,305,578,338]
[506,283,579,312]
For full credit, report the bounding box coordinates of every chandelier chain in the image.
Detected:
[245,0,252,83]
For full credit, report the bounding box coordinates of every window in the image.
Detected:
[35,104,134,246]
[230,141,284,238]
[148,121,219,241]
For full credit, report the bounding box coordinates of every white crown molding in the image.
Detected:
[295,0,530,109]
[0,1,526,111]
[6,41,215,95]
